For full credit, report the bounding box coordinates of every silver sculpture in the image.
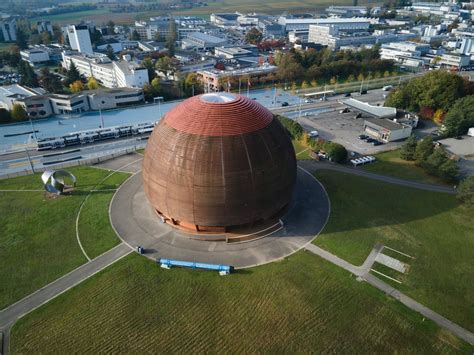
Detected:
[41,170,76,194]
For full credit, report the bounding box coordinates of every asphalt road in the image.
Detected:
[0,89,387,177]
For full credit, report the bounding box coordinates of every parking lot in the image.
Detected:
[296,108,404,155]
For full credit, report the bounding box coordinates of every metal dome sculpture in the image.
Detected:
[41,170,77,195]
[142,92,297,233]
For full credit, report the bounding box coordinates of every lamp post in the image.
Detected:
[28,113,37,141]
[98,103,104,128]
[154,96,164,119]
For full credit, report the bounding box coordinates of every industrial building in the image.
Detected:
[142,92,296,234]
[364,118,413,142]
[182,32,227,50]
[0,17,17,42]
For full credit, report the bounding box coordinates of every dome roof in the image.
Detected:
[164,93,273,136]
[142,93,296,233]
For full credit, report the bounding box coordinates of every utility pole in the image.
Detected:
[272,85,277,105]
[359,80,363,94]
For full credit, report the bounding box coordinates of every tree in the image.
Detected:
[323,141,347,163]
[18,61,38,87]
[40,31,52,45]
[130,30,140,41]
[301,81,309,90]
[156,56,177,78]
[69,80,84,93]
[310,79,317,87]
[151,77,160,91]
[184,72,201,96]
[438,159,458,182]
[107,20,115,35]
[16,28,28,49]
[414,136,433,164]
[383,70,390,78]
[66,61,81,85]
[433,109,445,125]
[421,148,447,175]
[399,135,417,161]
[443,95,474,137]
[245,27,263,45]
[457,175,474,206]
[141,57,156,81]
[11,104,27,122]
[39,68,63,93]
[346,74,355,82]
[87,77,99,90]
[106,44,115,61]
[357,73,364,82]
[166,19,177,56]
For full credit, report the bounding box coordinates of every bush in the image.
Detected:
[11,104,27,122]
[275,115,303,140]
[323,141,347,163]
[399,135,417,161]
[457,175,474,206]
[414,136,434,165]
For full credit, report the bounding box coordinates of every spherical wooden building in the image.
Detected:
[142,93,296,233]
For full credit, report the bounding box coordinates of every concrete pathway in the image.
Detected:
[0,243,132,355]
[305,244,474,345]
[299,160,456,194]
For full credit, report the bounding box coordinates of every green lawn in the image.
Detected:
[314,170,474,331]
[11,252,470,353]
[292,140,313,160]
[0,166,129,309]
[361,149,447,185]
[30,9,111,23]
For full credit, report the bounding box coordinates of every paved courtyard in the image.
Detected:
[110,166,330,269]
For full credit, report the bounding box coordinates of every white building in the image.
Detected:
[62,52,149,88]
[460,38,474,55]
[437,53,470,69]
[0,17,17,42]
[182,32,227,50]
[308,25,375,49]
[37,21,53,34]
[67,25,93,55]
[278,16,372,32]
[20,48,50,64]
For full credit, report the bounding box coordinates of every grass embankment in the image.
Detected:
[11,252,470,353]
[360,149,447,185]
[0,166,129,309]
[314,170,474,331]
[30,9,111,24]
[292,140,313,160]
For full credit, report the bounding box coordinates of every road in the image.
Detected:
[0,88,386,177]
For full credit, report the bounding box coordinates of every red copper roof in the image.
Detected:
[163,93,273,136]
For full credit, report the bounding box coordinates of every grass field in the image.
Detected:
[360,149,447,185]
[0,166,129,309]
[314,170,474,331]
[11,252,470,353]
[174,0,383,16]
[30,9,111,24]
[292,140,313,160]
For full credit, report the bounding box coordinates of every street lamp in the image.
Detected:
[98,103,104,128]
[154,96,164,119]
[28,113,37,141]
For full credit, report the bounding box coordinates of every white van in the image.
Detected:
[382,85,393,91]
[468,127,474,137]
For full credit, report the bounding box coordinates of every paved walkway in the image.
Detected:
[299,160,456,194]
[0,244,132,355]
[305,244,474,345]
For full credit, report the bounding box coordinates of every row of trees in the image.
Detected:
[274,46,394,83]
[400,135,458,182]
[0,105,28,124]
[385,70,474,136]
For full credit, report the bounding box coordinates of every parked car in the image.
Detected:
[372,140,383,146]
[360,90,367,95]
[308,130,319,138]
[366,137,375,143]
[354,113,362,119]
[304,98,312,103]
[281,102,289,107]
[382,85,393,91]
[358,134,368,140]
[344,93,351,97]
[339,108,350,113]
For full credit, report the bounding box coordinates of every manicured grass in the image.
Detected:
[78,172,130,259]
[314,170,474,331]
[11,252,470,353]
[30,9,111,23]
[292,140,313,160]
[360,149,446,185]
[0,166,129,309]
[465,153,474,158]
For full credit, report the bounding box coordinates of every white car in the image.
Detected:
[309,130,319,138]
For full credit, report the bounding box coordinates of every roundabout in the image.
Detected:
[109,165,330,269]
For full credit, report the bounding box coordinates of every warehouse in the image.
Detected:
[364,118,412,142]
